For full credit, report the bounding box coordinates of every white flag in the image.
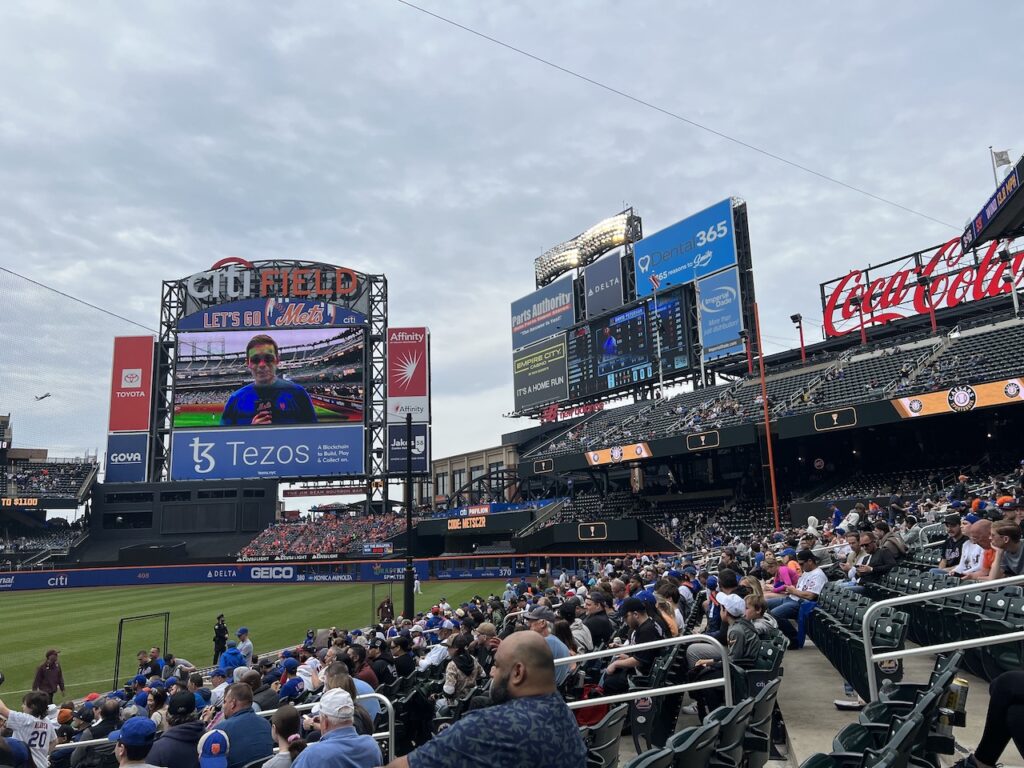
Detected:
[993,149,1012,168]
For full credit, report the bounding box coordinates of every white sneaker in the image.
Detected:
[681,703,699,715]
[833,698,866,711]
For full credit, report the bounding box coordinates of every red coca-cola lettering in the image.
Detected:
[823,238,1022,336]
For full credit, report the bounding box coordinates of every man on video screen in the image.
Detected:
[220,334,318,426]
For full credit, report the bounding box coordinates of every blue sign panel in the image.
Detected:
[105,432,149,483]
[584,251,624,317]
[698,267,745,362]
[170,425,364,480]
[178,298,367,330]
[386,423,430,474]
[634,199,737,298]
[510,275,575,349]
[962,165,1021,251]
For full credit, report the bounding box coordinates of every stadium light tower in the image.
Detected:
[790,313,806,364]
[849,295,867,346]
[999,249,1019,317]
[916,274,938,334]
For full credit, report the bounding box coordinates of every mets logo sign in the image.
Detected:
[947,385,977,413]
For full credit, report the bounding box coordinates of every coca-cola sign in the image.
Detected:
[821,237,1021,337]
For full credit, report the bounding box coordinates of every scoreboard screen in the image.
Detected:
[567,288,691,400]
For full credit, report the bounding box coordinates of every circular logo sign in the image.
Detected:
[1005,382,1021,398]
[813,458,824,470]
[590,453,600,463]
[634,445,646,457]
[908,399,924,414]
[947,385,977,413]
[610,446,624,463]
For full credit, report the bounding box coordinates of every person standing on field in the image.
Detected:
[213,615,228,665]
[32,650,65,703]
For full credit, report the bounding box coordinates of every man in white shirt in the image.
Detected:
[209,670,230,708]
[953,516,984,576]
[769,549,828,643]
[0,691,56,768]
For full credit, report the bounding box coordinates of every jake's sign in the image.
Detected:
[821,238,1021,337]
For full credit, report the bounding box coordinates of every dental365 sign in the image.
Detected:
[170,425,364,480]
[634,199,738,298]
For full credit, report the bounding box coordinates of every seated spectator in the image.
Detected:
[523,605,571,687]
[147,692,205,768]
[213,684,274,768]
[292,690,380,768]
[264,704,306,768]
[382,631,587,768]
[951,670,1024,768]
[769,549,827,644]
[107,717,158,768]
[601,597,662,695]
[435,634,485,716]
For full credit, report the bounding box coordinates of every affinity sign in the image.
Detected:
[386,327,430,423]
[634,199,737,298]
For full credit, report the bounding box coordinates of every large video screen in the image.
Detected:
[567,289,690,400]
[173,327,365,428]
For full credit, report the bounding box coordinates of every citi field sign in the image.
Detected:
[181,257,366,304]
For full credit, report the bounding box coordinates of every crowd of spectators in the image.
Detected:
[5,462,95,498]
[238,511,408,559]
[0,529,77,555]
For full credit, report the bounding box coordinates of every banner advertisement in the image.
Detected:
[105,433,149,483]
[435,564,516,580]
[386,422,430,474]
[697,267,746,361]
[513,336,569,411]
[510,275,575,349]
[386,327,430,423]
[820,238,1022,337]
[891,378,1024,419]
[177,298,367,331]
[585,442,653,467]
[282,485,369,498]
[362,543,394,556]
[962,162,1021,251]
[0,561,429,591]
[169,424,365,481]
[108,336,155,432]
[634,199,737,298]
[584,251,624,317]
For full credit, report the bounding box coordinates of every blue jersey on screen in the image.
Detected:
[220,379,318,426]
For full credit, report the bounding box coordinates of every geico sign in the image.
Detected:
[250,566,295,580]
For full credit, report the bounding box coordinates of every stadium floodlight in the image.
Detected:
[576,213,630,263]
[533,241,582,287]
[789,313,802,324]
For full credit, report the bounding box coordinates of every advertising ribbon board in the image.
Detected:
[634,199,737,298]
[584,442,653,467]
[891,378,1024,419]
[108,336,155,432]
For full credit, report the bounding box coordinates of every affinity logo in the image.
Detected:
[121,368,142,388]
[394,351,421,388]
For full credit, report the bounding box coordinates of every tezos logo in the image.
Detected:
[1004,381,1021,398]
[701,286,736,313]
[110,452,142,464]
[121,368,142,388]
[251,566,295,580]
[947,385,977,413]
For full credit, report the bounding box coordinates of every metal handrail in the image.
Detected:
[862,572,1024,701]
[55,693,396,758]
[554,633,733,707]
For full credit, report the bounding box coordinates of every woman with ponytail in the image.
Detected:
[264,703,306,767]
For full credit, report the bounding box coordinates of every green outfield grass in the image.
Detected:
[173,406,350,428]
[0,580,505,701]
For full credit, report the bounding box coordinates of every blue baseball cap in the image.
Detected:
[109,716,157,746]
[282,658,299,671]
[781,548,797,557]
[236,627,249,636]
[5,738,29,765]
[964,513,981,524]
[165,676,179,687]
[951,501,963,509]
[133,675,147,685]
[706,575,719,590]
[198,729,229,768]
[133,692,149,708]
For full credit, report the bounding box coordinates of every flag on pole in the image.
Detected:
[649,274,661,291]
[993,149,1012,168]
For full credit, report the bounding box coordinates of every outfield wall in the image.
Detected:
[0,551,677,592]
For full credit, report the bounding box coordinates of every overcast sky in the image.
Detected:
[0,1,1020,469]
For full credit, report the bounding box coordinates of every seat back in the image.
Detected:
[705,698,754,768]
[622,748,674,768]
[586,704,629,768]
[668,721,720,768]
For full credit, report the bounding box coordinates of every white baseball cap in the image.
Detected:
[318,688,354,720]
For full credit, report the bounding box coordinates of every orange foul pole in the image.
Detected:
[754,302,781,532]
